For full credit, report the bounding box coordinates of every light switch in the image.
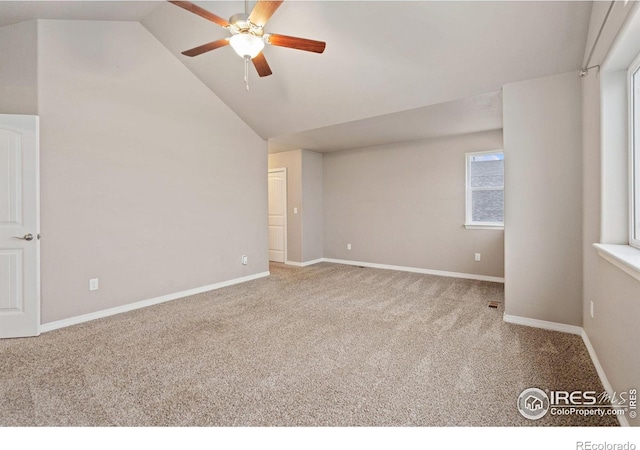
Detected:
[293,207,298,214]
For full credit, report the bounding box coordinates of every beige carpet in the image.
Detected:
[0,262,617,426]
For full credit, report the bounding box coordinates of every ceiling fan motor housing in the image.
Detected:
[229,13,264,37]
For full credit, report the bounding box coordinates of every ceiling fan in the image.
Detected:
[170,0,326,89]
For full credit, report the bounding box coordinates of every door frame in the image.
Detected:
[0,114,40,338]
[268,167,288,264]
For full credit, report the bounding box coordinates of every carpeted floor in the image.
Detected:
[0,262,617,426]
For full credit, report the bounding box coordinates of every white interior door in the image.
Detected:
[268,168,287,263]
[0,115,40,338]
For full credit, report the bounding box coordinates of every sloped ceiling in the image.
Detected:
[0,1,592,152]
[142,1,592,152]
[268,90,503,153]
[0,1,162,27]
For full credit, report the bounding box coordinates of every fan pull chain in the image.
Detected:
[244,56,250,92]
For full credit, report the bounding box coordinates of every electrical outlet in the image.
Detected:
[89,278,99,291]
[242,255,248,265]
[293,207,298,214]
[590,301,594,319]
[347,243,352,250]
[475,253,481,262]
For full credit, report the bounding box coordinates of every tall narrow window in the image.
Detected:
[465,151,504,229]
[630,62,640,248]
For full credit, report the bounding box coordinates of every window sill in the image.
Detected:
[593,243,640,283]
[464,224,504,230]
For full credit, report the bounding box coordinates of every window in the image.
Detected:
[465,151,504,229]
[630,58,640,249]
[593,13,640,280]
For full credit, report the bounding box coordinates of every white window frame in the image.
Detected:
[593,6,640,282]
[464,150,504,230]
[628,53,640,249]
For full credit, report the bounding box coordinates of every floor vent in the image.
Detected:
[488,301,500,309]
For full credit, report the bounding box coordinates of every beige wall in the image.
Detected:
[301,150,323,262]
[323,130,504,278]
[0,21,38,115]
[36,20,268,323]
[581,2,639,426]
[268,150,303,263]
[503,72,583,326]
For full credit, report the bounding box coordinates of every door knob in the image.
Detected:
[14,233,34,241]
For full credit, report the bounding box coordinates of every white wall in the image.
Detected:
[323,130,504,278]
[503,72,583,326]
[0,20,38,115]
[35,20,268,323]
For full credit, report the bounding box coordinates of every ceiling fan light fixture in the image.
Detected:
[229,33,265,59]
[171,0,326,84]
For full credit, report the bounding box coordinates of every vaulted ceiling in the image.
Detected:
[0,1,161,27]
[0,1,593,152]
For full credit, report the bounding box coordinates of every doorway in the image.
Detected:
[268,168,287,263]
[0,114,40,338]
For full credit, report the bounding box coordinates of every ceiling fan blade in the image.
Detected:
[169,1,229,28]
[182,39,229,57]
[248,0,283,27]
[252,52,273,77]
[266,34,326,54]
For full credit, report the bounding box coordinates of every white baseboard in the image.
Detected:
[580,330,630,427]
[503,314,629,427]
[284,259,300,267]
[284,258,324,267]
[502,314,583,335]
[40,271,270,333]
[301,258,323,267]
[321,258,505,283]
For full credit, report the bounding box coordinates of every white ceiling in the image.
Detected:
[0,1,161,28]
[142,1,592,151]
[268,90,503,153]
[0,1,593,153]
